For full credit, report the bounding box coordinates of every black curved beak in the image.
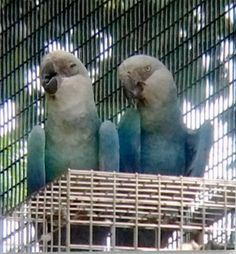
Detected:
[123,81,146,107]
[124,87,136,107]
[42,75,58,94]
[41,62,58,94]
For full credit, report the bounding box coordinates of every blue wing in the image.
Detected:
[185,121,213,177]
[99,120,119,171]
[27,125,46,195]
[118,108,141,173]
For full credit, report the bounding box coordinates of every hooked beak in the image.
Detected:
[41,62,58,95]
[42,74,58,95]
[123,81,146,107]
[118,64,146,106]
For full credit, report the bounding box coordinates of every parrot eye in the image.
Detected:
[144,65,151,72]
[70,63,77,68]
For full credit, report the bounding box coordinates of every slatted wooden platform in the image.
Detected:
[3,169,236,252]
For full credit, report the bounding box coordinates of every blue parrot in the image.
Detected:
[118,54,213,177]
[27,50,119,195]
[118,108,141,173]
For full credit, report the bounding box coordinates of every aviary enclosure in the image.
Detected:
[0,0,235,252]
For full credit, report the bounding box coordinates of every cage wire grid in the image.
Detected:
[2,169,236,252]
[0,0,236,252]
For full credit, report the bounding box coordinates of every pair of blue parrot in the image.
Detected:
[27,51,213,195]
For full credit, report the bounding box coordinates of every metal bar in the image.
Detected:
[158,174,161,250]
[58,173,62,251]
[180,176,183,249]
[111,171,116,250]
[89,170,94,250]
[66,169,71,252]
[134,172,139,249]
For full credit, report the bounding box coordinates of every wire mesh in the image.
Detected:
[0,0,236,249]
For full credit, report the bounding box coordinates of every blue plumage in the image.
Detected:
[118,54,213,177]
[27,50,119,195]
[99,120,120,171]
[27,125,45,194]
[118,108,141,173]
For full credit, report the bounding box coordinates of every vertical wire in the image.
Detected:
[112,171,116,250]
[89,170,93,249]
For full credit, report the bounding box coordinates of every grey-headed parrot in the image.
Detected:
[117,54,213,248]
[118,54,213,177]
[27,50,119,195]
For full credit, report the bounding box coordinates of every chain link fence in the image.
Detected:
[0,0,236,216]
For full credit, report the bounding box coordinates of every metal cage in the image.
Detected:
[2,170,236,252]
[0,0,236,252]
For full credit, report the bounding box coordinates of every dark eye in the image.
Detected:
[144,65,151,72]
[70,63,77,68]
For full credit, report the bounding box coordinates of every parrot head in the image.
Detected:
[118,55,176,107]
[40,50,88,95]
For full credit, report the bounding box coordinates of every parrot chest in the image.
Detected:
[141,132,186,175]
[44,109,100,182]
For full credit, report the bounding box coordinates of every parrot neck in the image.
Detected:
[138,98,184,136]
[46,77,100,132]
